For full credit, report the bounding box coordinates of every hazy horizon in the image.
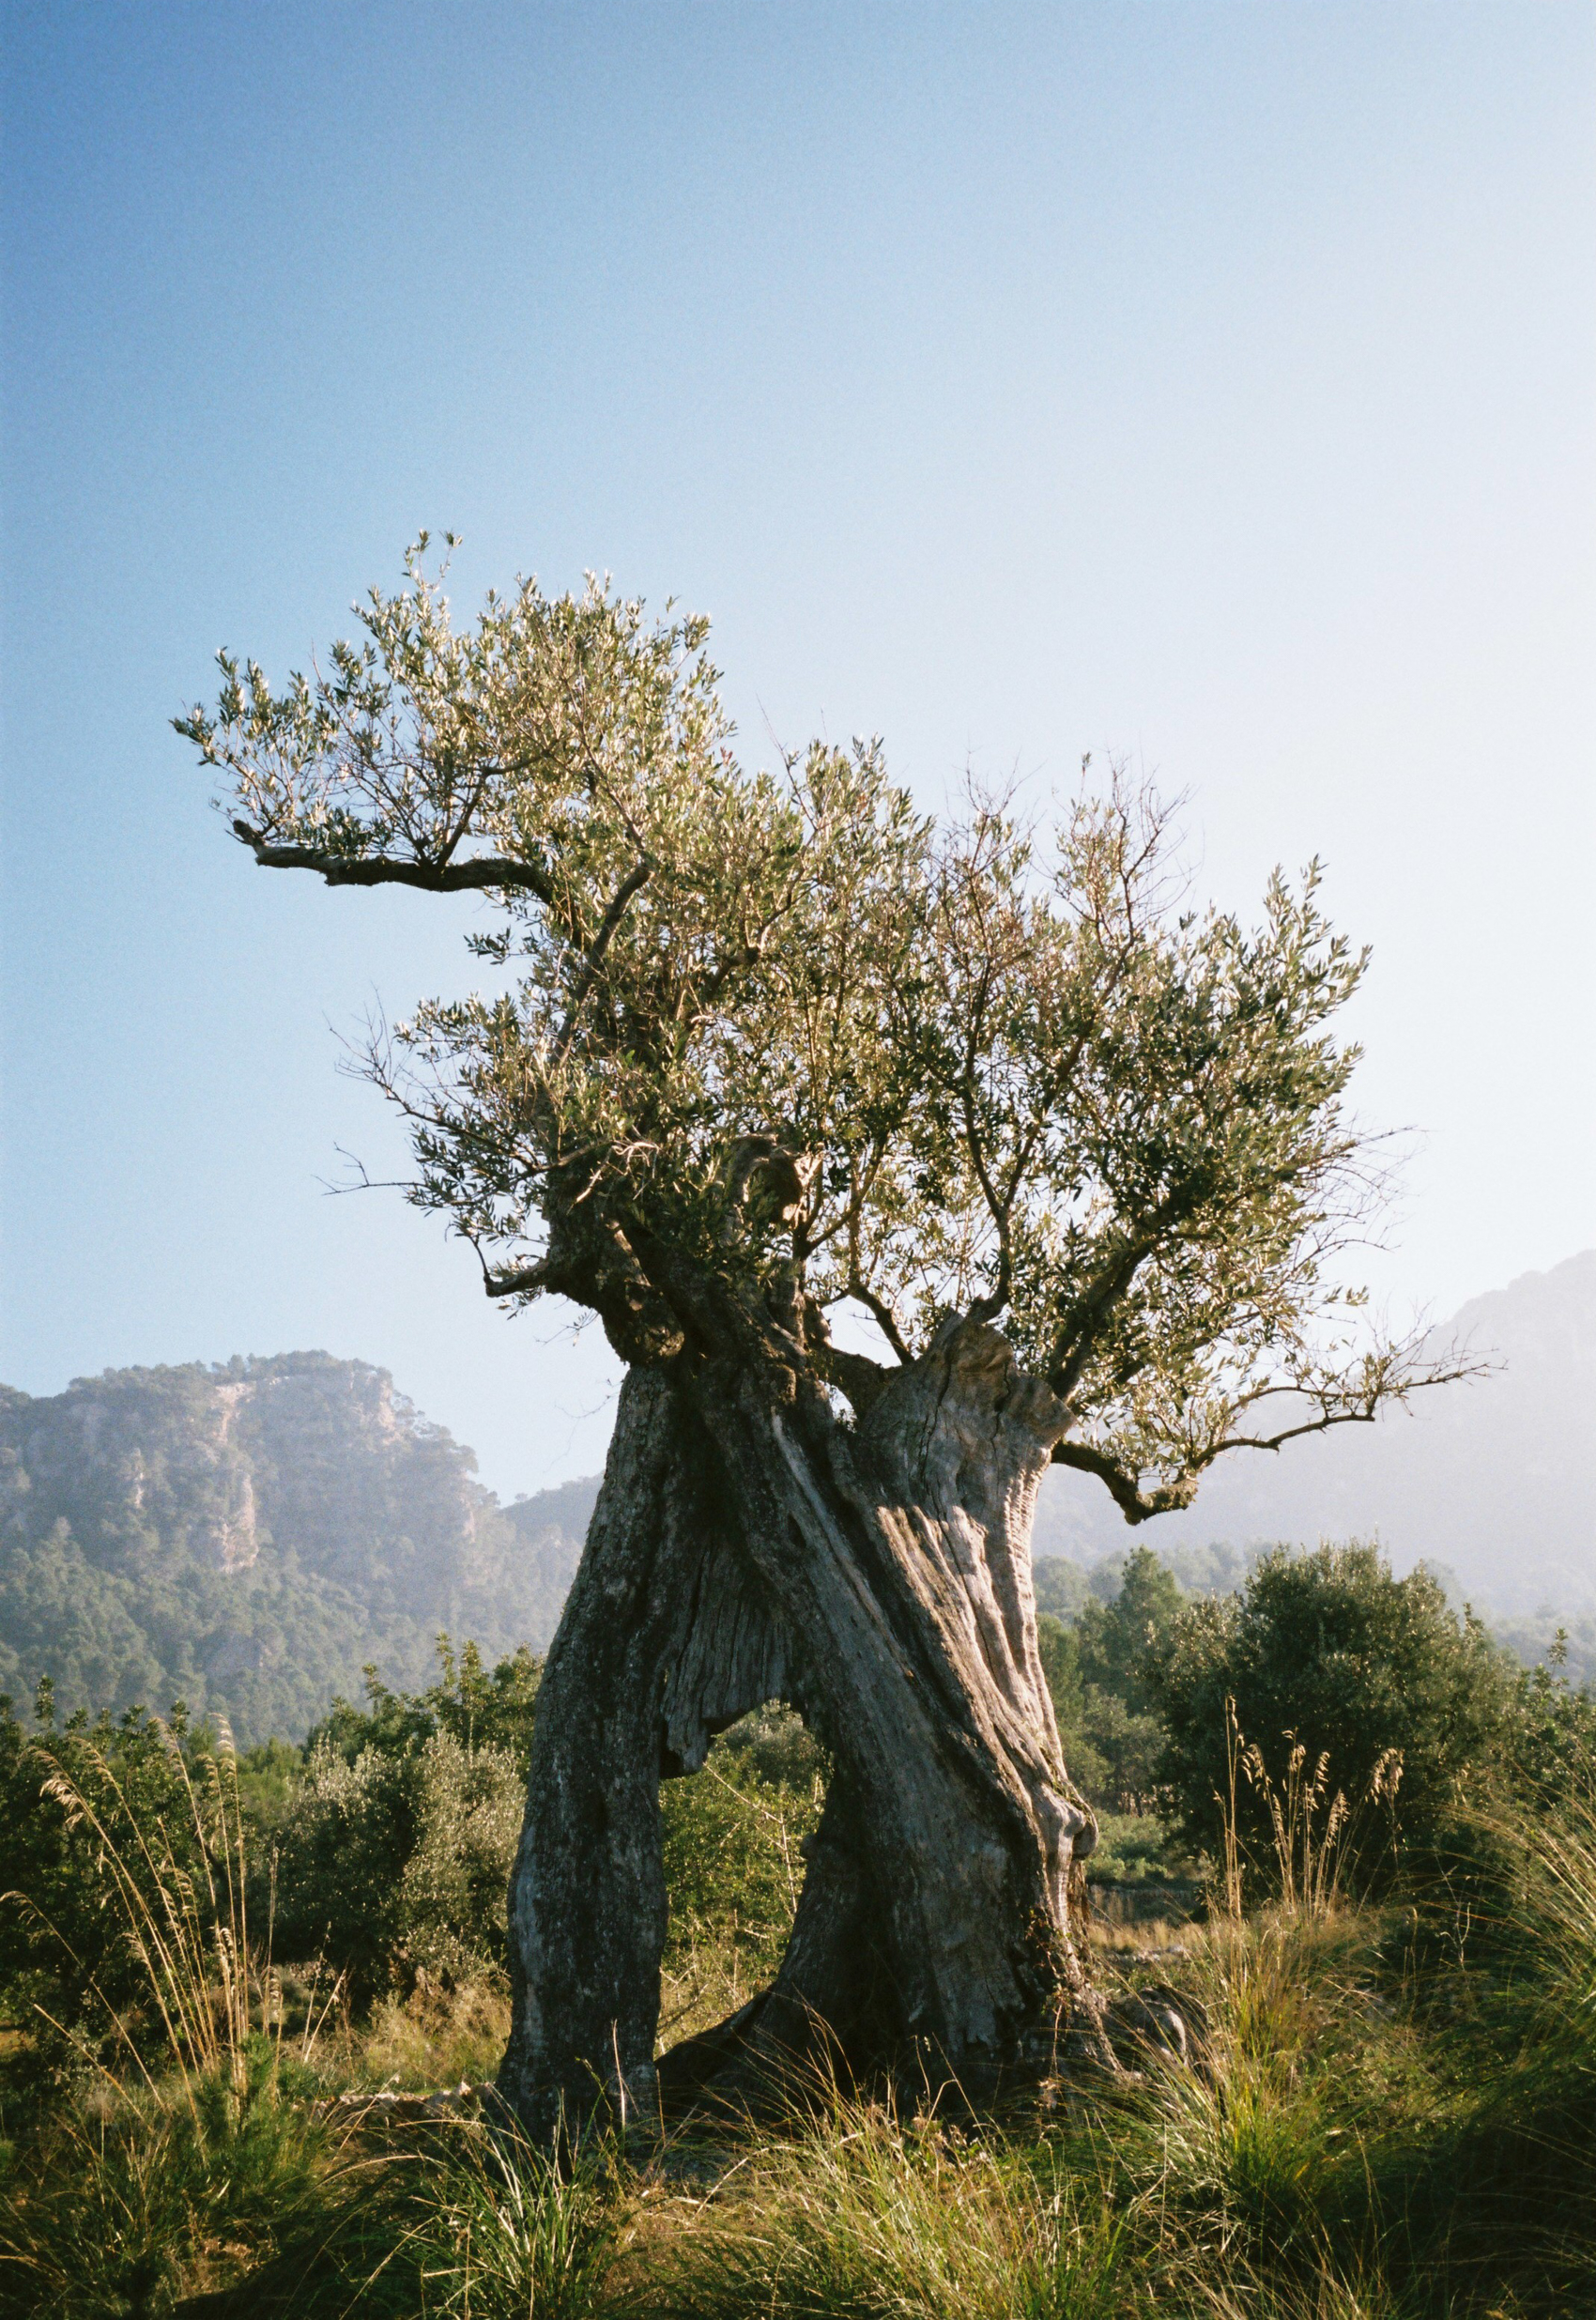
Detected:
[6,1247,1590,1605]
[3,6,1592,1498]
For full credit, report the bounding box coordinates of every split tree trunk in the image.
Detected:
[497,1316,1105,2139]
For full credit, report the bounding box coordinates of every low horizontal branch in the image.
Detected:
[1053,1358,1480,1524]
[1051,1439,1189,1526]
[233,820,554,904]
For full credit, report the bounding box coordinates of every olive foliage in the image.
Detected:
[178,543,1458,1511]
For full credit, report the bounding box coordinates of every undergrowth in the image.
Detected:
[0,1732,1591,2317]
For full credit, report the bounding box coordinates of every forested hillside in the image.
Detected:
[5,1251,1588,1742]
[0,1355,583,1740]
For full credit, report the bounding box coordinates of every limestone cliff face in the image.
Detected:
[1,1363,261,1574]
[0,1356,494,1587]
[208,1384,258,1571]
[0,1353,582,1740]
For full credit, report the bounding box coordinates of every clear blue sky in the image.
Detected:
[3,3,1592,1498]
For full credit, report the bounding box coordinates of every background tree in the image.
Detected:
[1145,1543,1511,1880]
[178,543,1465,2130]
[1075,1546,1186,1716]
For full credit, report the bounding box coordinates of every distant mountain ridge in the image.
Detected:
[4,1255,1588,1738]
[0,1353,584,1742]
[1032,1251,1596,1615]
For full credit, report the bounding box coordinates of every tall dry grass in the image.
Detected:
[3,1716,326,2101]
[626,2082,1136,2320]
[0,1718,348,2317]
[1216,1697,1404,1922]
[0,1699,1590,2319]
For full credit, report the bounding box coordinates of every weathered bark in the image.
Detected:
[496,1364,777,2137]
[498,1314,1106,2139]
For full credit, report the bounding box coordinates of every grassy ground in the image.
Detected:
[0,1708,1589,2320]
[1,1835,1591,2320]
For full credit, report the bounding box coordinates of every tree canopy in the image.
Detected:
[178,542,1460,1517]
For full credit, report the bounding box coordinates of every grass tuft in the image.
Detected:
[0,2045,333,2319]
[631,2087,1137,2320]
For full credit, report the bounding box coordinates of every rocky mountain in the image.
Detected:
[4,1254,1587,1740]
[0,1353,584,1742]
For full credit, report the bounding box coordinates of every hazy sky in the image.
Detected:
[3,4,1592,1498]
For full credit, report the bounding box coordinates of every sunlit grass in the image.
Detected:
[0,1698,1591,2318]
[0,2045,341,2318]
[337,1975,511,2097]
[626,2085,1138,2320]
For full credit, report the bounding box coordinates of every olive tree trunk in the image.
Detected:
[497,1317,1105,2139]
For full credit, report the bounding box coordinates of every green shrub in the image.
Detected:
[1070,1687,1167,1816]
[1147,1544,1517,1877]
[398,1731,527,1987]
[261,1638,538,2006]
[1037,1617,1110,1800]
[267,1744,409,2005]
[658,1704,826,2047]
[1075,1546,1184,1715]
[307,1637,541,1776]
[0,1640,544,2046]
[1085,1812,1186,1884]
[269,1728,524,2003]
[1498,1645,1596,1804]
[1038,1546,1180,1812]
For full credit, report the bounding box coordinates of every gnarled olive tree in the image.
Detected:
[179,543,1457,2132]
